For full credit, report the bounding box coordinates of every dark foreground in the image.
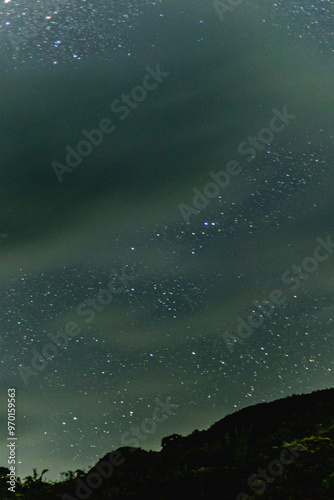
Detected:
[2,387,334,499]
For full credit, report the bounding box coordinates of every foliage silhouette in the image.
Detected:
[2,388,334,499]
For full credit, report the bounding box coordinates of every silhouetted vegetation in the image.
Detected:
[2,388,334,499]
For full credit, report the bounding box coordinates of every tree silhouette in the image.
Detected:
[24,468,49,486]
[161,433,183,449]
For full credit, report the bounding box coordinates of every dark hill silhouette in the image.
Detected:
[2,387,334,499]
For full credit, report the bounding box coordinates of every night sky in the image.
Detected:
[1,0,334,482]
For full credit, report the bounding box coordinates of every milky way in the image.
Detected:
[1,0,334,482]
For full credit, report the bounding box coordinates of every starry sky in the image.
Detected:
[1,0,334,482]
